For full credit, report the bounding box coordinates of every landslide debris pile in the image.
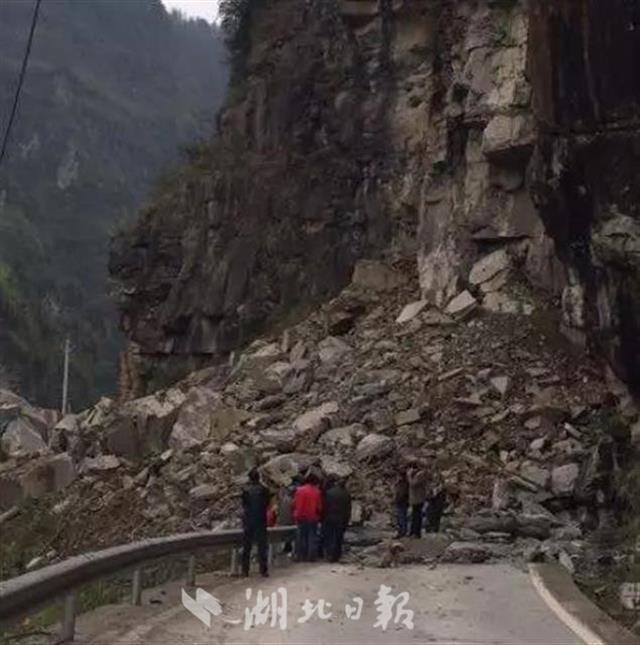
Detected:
[1,258,629,576]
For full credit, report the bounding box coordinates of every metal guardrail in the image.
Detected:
[0,526,296,641]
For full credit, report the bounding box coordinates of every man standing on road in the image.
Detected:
[425,476,447,533]
[407,463,428,538]
[394,468,409,538]
[241,468,270,577]
[323,477,352,562]
[292,473,323,561]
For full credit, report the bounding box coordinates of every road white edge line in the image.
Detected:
[528,564,605,645]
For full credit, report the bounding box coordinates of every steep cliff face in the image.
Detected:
[412,0,563,306]
[111,0,406,390]
[413,0,640,391]
[111,0,640,396]
[528,1,640,389]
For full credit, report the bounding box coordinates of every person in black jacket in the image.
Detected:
[394,469,409,538]
[323,478,352,563]
[241,468,270,577]
[425,478,447,533]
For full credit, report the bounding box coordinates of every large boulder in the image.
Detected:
[551,463,580,497]
[355,434,394,461]
[324,296,366,336]
[445,291,478,318]
[49,414,82,455]
[440,542,494,563]
[0,390,59,456]
[260,453,313,487]
[260,429,298,453]
[22,406,60,436]
[515,514,552,540]
[318,337,352,364]
[519,462,550,489]
[320,456,353,480]
[481,114,535,162]
[0,389,29,408]
[100,389,185,460]
[221,444,257,476]
[1,417,47,458]
[292,402,339,439]
[189,483,218,501]
[0,453,76,509]
[83,455,121,472]
[170,387,250,451]
[395,408,422,427]
[250,342,282,359]
[396,300,428,324]
[319,423,365,449]
[469,250,510,286]
[0,403,20,429]
[465,513,518,535]
[81,397,116,430]
[352,260,406,293]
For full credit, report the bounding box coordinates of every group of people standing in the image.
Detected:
[240,460,352,577]
[394,463,446,538]
[240,459,446,577]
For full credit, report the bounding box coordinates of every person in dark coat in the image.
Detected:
[394,469,409,538]
[425,478,447,533]
[407,464,428,538]
[323,478,352,562]
[241,468,270,577]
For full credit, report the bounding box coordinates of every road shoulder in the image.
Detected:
[530,562,640,645]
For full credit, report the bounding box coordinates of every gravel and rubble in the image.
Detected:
[0,260,633,578]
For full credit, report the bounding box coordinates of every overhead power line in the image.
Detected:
[0,0,42,169]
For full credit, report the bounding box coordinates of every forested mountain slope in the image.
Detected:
[0,0,227,407]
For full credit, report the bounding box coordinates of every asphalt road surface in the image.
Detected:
[84,562,582,645]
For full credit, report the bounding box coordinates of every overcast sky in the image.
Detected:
[162,0,220,23]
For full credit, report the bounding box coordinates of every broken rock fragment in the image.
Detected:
[469,250,510,286]
[445,291,478,318]
[355,433,394,461]
[318,336,352,363]
[551,463,580,496]
[396,300,428,324]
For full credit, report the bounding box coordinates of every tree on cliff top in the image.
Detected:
[219,0,263,79]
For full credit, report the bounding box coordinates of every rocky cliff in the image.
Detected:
[111,0,640,398]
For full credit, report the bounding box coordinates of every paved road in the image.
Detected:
[84,562,582,645]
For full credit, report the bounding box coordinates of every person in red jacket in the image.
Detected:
[292,473,323,561]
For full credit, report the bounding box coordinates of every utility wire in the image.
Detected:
[0,0,42,169]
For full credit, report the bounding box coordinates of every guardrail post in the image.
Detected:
[131,567,142,606]
[186,554,196,587]
[60,591,76,643]
[230,547,240,576]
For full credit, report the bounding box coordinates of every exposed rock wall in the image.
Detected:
[412,0,640,392]
[111,0,640,396]
[528,0,640,390]
[414,1,564,305]
[110,0,403,390]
